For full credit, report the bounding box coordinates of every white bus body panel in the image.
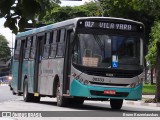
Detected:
[38,58,64,95]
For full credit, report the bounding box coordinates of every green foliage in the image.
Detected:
[143,84,156,94]
[146,21,160,66]
[98,0,160,67]
[40,0,160,44]
[40,1,102,24]
[0,34,11,59]
[0,0,60,34]
[83,2,103,17]
[99,0,160,41]
[99,0,160,17]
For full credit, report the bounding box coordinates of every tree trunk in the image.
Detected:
[151,67,154,85]
[155,43,160,102]
[144,58,148,83]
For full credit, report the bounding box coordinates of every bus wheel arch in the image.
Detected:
[53,75,60,97]
[23,75,28,90]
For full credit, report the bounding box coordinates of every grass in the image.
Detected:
[142,84,156,94]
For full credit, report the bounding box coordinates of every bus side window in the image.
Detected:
[56,29,65,57]
[30,36,36,59]
[14,39,21,60]
[25,37,32,59]
[50,30,58,57]
[43,32,50,58]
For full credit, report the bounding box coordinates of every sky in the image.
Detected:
[0,0,91,49]
[0,18,15,49]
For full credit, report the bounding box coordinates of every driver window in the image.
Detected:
[73,38,79,64]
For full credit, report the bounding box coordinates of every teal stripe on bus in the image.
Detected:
[16,24,55,38]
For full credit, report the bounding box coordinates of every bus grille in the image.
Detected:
[90,90,129,97]
[84,70,140,78]
[73,63,143,78]
[89,81,129,87]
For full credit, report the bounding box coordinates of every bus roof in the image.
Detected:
[16,17,144,38]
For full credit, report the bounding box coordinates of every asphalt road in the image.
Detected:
[0,85,160,119]
[0,85,20,102]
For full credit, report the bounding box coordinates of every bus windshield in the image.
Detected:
[73,33,142,70]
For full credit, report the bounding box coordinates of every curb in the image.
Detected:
[0,84,8,86]
[125,101,160,107]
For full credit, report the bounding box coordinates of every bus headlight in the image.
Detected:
[130,79,142,88]
[77,77,89,85]
[78,78,89,85]
[79,78,84,83]
[72,73,90,85]
[130,83,136,88]
[83,80,89,85]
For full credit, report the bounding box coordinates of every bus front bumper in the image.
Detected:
[70,80,142,100]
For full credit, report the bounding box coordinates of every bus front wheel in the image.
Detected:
[56,82,68,107]
[110,99,123,110]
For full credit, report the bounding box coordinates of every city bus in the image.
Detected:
[11,17,145,109]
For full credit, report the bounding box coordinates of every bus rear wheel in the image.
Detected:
[23,79,40,102]
[12,90,16,95]
[56,82,68,107]
[33,96,40,102]
[110,99,123,110]
[23,79,40,103]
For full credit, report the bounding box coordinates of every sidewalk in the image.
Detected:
[142,95,155,99]
[125,95,160,108]
[0,83,8,86]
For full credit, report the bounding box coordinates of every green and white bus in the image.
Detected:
[11,17,145,109]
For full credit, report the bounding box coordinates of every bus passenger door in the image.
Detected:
[17,40,25,93]
[63,30,74,95]
[34,35,44,94]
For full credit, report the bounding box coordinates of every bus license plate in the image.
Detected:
[104,90,116,95]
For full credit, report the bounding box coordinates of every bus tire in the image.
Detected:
[56,82,68,107]
[23,79,33,102]
[68,98,84,106]
[110,99,123,110]
[17,92,22,96]
[9,85,13,90]
[12,90,16,95]
[33,96,40,103]
[10,87,13,91]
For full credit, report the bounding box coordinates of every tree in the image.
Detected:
[82,1,103,17]
[39,1,102,24]
[156,42,160,102]
[97,0,160,101]
[146,21,160,102]
[98,0,160,84]
[0,0,60,33]
[0,34,11,60]
[41,6,86,24]
[98,0,159,40]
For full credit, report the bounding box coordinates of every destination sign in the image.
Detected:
[78,20,144,32]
